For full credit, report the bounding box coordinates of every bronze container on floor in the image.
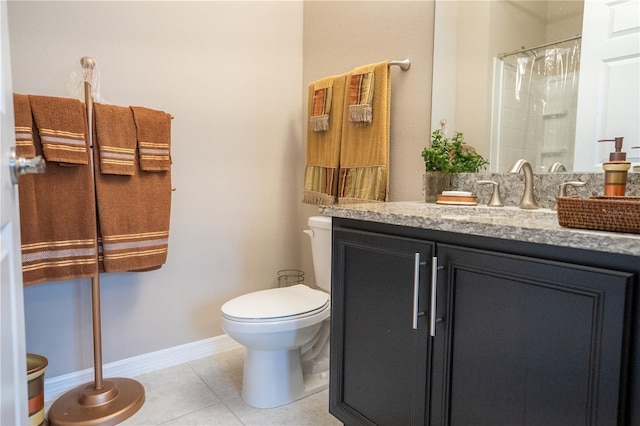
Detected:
[27,354,48,426]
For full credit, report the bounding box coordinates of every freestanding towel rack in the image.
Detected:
[47,57,145,426]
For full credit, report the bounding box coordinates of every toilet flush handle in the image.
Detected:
[304,229,314,239]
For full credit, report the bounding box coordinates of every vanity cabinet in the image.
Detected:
[330,227,434,425]
[430,245,631,426]
[330,218,635,426]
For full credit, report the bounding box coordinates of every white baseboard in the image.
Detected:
[45,334,242,402]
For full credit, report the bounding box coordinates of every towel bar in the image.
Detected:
[389,58,411,71]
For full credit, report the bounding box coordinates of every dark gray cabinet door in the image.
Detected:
[431,244,633,426]
[330,228,434,426]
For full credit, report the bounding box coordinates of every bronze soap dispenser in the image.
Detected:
[599,137,631,196]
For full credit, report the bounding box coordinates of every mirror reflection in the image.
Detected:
[431,0,639,173]
[493,33,581,173]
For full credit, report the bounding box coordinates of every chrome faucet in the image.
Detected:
[548,162,567,173]
[509,159,539,209]
[552,181,586,210]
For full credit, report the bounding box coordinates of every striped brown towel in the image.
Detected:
[130,106,171,172]
[13,94,36,158]
[94,160,172,272]
[18,108,97,285]
[94,103,136,175]
[28,95,88,165]
[95,105,172,272]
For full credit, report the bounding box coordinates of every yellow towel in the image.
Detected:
[94,103,137,175]
[16,97,97,285]
[130,106,172,172]
[28,95,89,165]
[348,71,375,126]
[13,94,36,158]
[338,61,390,204]
[95,105,172,272]
[303,74,347,205]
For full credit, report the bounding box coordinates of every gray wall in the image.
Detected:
[8,1,435,378]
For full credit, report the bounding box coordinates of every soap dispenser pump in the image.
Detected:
[598,137,631,196]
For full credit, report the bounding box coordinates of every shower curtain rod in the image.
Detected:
[498,34,582,59]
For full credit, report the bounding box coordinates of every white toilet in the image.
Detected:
[221,215,332,408]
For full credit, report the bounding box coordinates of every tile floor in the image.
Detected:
[47,347,342,426]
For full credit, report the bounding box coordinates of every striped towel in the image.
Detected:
[95,170,172,272]
[94,104,172,272]
[130,106,172,172]
[94,103,136,175]
[309,79,334,132]
[303,74,347,205]
[28,95,88,165]
[13,94,36,158]
[338,61,390,204]
[348,71,375,126]
[17,100,97,285]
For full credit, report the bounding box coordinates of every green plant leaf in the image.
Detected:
[421,130,488,173]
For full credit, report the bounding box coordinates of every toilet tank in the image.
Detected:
[306,215,332,292]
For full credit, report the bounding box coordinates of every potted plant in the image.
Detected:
[421,130,488,202]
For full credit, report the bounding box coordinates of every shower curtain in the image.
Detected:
[492,40,581,172]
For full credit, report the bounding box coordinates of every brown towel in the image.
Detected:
[94,103,136,175]
[130,106,171,172]
[13,93,36,158]
[18,100,97,285]
[95,106,172,272]
[303,74,347,205]
[28,95,88,165]
[338,61,390,204]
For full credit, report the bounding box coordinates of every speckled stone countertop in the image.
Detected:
[320,202,640,257]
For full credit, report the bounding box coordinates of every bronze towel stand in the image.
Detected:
[47,57,145,426]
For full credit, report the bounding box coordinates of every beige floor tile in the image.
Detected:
[189,347,245,401]
[119,363,221,425]
[44,347,342,426]
[159,402,243,426]
[224,390,342,426]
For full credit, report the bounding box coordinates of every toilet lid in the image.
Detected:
[221,284,329,320]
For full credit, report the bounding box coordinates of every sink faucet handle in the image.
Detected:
[559,181,587,196]
[476,180,504,207]
[552,181,586,210]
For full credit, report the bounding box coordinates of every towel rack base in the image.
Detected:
[47,377,144,426]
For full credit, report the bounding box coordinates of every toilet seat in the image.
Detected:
[221,284,329,323]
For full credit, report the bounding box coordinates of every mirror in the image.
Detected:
[431,0,583,172]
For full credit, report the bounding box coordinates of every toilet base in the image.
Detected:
[241,348,329,408]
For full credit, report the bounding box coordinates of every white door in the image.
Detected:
[0,2,29,425]
[574,0,640,171]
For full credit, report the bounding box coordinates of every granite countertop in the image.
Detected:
[320,201,640,257]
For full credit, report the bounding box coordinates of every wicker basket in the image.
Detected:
[556,196,640,234]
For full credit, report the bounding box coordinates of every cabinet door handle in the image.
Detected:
[430,256,438,337]
[412,253,421,330]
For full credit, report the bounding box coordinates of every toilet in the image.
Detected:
[221,215,332,408]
